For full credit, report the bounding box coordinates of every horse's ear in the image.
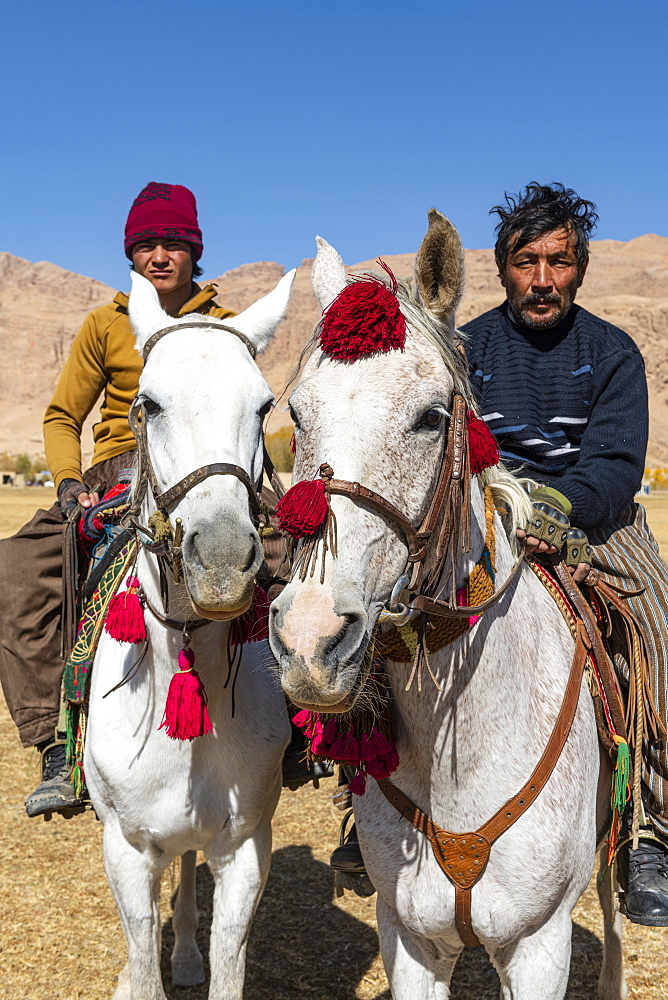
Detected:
[415,209,465,324]
[129,271,171,353]
[231,268,296,355]
[312,236,347,312]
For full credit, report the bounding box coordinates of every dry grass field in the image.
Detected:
[1,488,668,999]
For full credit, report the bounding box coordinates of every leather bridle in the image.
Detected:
[313,392,524,624]
[126,319,284,531]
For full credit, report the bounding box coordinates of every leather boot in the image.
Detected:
[620,834,668,926]
[25,742,84,819]
[282,722,334,790]
[330,811,375,897]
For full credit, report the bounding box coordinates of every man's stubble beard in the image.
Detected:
[510,291,573,330]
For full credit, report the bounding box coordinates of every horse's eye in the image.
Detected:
[419,408,443,429]
[142,397,161,416]
[259,401,273,421]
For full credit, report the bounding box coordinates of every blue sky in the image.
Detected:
[0,0,665,290]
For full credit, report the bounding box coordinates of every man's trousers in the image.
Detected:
[589,503,668,836]
[0,453,134,748]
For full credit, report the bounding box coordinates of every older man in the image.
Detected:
[0,182,236,817]
[462,182,668,926]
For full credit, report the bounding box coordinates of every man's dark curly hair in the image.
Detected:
[492,182,598,272]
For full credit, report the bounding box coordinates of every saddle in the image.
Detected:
[376,556,664,947]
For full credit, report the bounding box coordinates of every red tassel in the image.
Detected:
[234,587,270,643]
[320,262,406,361]
[275,478,329,537]
[468,410,500,475]
[349,773,367,796]
[159,647,213,741]
[290,432,296,454]
[105,576,147,643]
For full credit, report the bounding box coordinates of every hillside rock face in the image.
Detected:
[0,235,667,468]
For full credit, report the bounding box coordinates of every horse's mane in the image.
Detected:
[286,267,533,543]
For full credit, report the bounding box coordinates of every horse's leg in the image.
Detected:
[206,817,273,1000]
[491,903,572,1000]
[171,851,205,987]
[597,847,628,1000]
[103,820,167,1000]
[377,896,458,1000]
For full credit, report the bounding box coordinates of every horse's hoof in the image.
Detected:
[172,957,206,987]
[111,963,131,1000]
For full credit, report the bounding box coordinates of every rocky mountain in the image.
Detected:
[0,234,667,468]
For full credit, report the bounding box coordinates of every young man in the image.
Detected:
[462,182,668,926]
[0,182,236,817]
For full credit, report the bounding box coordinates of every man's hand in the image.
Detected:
[515,527,559,557]
[58,479,100,517]
[563,527,592,584]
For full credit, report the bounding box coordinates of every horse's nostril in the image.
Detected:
[242,538,257,573]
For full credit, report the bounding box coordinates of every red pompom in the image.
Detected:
[105,576,146,643]
[468,411,500,475]
[275,478,329,537]
[159,647,212,741]
[234,586,270,644]
[320,263,406,361]
[290,433,296,454]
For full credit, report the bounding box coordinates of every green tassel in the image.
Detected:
[71,763,85,799]
[612,737,630,815]
[65,703,78,768]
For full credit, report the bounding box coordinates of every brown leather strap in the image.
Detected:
[154,462,262,513]
[327,479,426,562]
[410,546,525,620]
[455,889,478,947]
[376,624,587,946]
[554,562,628,743]
[263,443,286,500]
[142,321,257,360]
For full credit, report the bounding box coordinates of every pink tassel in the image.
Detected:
[366,747,400,780]
[159,647,213,741]
[349,772,367,796]
[358,728,394,761]
[322,718,340,743]
[105,576,146,643]
[275,479,329,538]
[292,709,312,729]
[235,587,270,643]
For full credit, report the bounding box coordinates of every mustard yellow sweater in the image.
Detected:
[43,284,235,489]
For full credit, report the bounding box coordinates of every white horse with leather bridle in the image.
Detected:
[85,267,295,1000]
[269,215,626,999]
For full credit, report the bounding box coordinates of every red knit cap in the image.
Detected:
[124,182,203,260]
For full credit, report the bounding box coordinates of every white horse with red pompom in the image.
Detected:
[269,214,626,1000]
[85,267,295,1000]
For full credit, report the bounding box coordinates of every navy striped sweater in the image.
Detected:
[461,302,648,529]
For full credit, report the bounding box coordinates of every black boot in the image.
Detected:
[282,722,334,790]
[620,834,668,926]
[330,811,375,897]
[25,742,84,819]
